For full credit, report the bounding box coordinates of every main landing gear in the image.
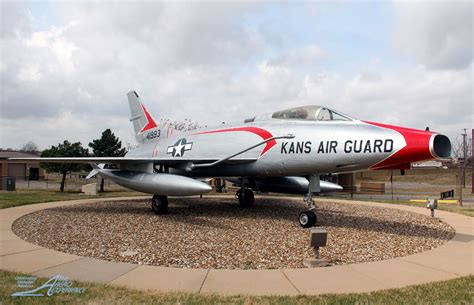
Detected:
[298,174,320,228]
[236,177,255,207]
[151,195,168,214]
[236,188,255,207]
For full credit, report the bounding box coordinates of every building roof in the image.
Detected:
[0,150,39,159]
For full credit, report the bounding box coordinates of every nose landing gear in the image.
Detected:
[298,174,320,228]
[299,210,317,228]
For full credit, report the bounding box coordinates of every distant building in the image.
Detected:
[0,150,44,180]
[411,160,445,169]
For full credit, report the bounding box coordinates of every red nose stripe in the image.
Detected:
[364,121,434,169]
[192,127,276,157]
[139,104,158,133]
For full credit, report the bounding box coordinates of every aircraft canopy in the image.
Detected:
[271,106,354,121]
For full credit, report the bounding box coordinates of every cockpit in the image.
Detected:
[271,106,354,121]
[244,105,355,123]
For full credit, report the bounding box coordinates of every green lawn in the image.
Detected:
[358,169,473,186]
[0,270,472,305]
[2,190,473,217]
[0,189,146,209]
[363,199,474,217]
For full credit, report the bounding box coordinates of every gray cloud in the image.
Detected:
[0,1,472,150]
[296,65,472,140]
[267,45,325,67]
[0,1,32,38]
[59,2,266,70]
[394,1,473,70]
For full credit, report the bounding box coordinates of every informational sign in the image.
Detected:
[441,190,454,199]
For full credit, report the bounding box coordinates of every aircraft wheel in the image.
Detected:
[299,210,317,228]
[237,189,254,207]
[151,195,168,214]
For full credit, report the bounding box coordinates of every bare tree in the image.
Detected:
[20,141,40,155]
[452,134,472,160]
[159,118,203,137]
[125,119,203,149]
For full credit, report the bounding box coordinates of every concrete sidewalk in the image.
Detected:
[1,196,472,296]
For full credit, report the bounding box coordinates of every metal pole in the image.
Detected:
[458,129,467,207]
[462,128,467,188]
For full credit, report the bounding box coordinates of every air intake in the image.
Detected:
[431,134,451,159]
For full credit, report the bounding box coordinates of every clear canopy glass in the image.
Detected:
[271,106,354,121]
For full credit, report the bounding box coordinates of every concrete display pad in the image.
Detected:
[1,196,472,296]
[12,197,454,269]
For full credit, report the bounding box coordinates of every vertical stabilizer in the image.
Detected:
[127,91,159,143]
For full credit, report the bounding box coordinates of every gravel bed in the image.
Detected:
[12,198,454,269]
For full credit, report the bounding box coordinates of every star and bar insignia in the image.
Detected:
[167,138,193,157]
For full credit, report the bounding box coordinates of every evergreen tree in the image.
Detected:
[41,141,89,192]
[89,129,127,192]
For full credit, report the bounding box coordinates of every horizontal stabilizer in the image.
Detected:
[86,164,105,179]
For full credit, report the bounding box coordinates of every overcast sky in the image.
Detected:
[0,1,472,150]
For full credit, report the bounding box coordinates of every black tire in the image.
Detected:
[151,195,168,214]
[299,210,317,228]
[237,189,254,207]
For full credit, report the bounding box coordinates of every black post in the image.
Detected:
[350,173,354,200]
[390,170,394,201]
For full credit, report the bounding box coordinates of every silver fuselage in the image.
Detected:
[126,119,409,177]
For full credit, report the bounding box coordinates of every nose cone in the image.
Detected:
[364,121,451,169]
[320,181,343,192]
[188,181,213,194]
[160,175,213,196]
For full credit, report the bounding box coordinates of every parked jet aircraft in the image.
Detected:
[12,91,451,227]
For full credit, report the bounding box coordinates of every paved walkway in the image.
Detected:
[1,196,472,296]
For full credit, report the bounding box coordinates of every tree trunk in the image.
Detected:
[100,177,105,192]
[60,172,67,192]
